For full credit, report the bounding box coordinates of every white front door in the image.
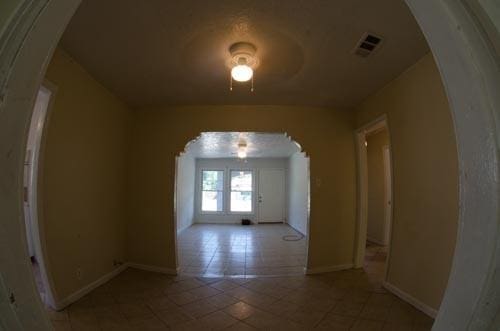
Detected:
[258,169,285,223]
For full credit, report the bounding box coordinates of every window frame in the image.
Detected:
[229,169,255,214]
[199,168,225,214]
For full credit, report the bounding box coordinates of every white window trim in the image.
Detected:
[199,168,225,214]
[228,168,255,215]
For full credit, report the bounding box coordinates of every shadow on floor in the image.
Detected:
[47,263,433,330]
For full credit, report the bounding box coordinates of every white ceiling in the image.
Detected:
[60,0,429,109]
[185,132,301,158]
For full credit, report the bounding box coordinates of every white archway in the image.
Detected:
[0,1,498,329]
[174,132,311,276]
[405,2,500,329]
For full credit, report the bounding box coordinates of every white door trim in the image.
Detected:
[0,0,81,329]
[382,145,392,247]
[1,0,500,329]
[25,81,59,309]
[405,1,500,329]
[353,115,392,276]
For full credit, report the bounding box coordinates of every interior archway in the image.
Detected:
[174,132,311,277]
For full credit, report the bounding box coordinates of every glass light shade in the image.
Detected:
[237,150,247,158]
[231,65,253,82]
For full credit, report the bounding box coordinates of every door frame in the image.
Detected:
[354,115,392,275]
[175,133,310,276]
[1,1,500,329]
[257,167,286,223]
[24,81,59,309]
[382,145,392,247]
[0,1,81,328]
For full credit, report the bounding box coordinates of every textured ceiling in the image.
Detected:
[60,0,429,109]
[185,132,300,158]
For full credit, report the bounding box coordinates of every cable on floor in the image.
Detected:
[282,233,305,241]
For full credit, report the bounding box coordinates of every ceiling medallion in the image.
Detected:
[229,42,258,92]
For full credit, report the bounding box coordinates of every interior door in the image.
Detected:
[258,169,285,223]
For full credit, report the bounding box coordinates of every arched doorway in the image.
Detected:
[174,132,310,277]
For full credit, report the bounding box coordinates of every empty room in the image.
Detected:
[2,1,499,331]
[176,132,309,277]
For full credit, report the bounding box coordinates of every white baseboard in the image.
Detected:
[305,263,353,274]
[383,281,438,318]
[286,223,307,236]
[176,224,191,234]
[52,262,179,310]
[54,264,127,310]
[194,221,246,225]
[126,262,179,275]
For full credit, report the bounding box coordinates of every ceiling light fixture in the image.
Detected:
[231,64,253,82]
[229,42,257,92]
[237,141,247,159]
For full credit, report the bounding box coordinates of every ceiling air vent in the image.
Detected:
[353,33,383,58]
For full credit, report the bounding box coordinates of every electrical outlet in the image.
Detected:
[76,267,82,280]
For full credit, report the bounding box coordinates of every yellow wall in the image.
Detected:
[43,48,132,300]
[41,48,457,313]
[366,129,390,244]
[0,0,21,31]
[356,53,458,309]
[127,106,357,271]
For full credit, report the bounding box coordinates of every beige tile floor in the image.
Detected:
[46,239,434,330]
[177,224,307,277]
[363,242,388,277]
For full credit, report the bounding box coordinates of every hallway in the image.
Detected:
[46,251,433,330]
[363,243,388,280]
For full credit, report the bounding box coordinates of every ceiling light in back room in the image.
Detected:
[237,141,247,158]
